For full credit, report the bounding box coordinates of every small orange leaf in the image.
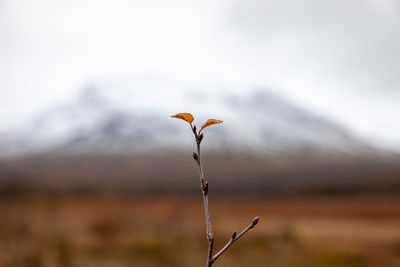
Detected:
[171,113,194,124]
[199,119,223,133]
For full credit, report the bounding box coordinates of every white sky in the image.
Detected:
[0,0,399,150]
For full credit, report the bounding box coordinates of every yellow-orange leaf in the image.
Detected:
[199,119,223,133]
[171,113,194,124]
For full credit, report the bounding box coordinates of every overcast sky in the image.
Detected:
[0,0,399,150]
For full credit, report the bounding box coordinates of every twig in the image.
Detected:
[171,113,260,266]
[211,217,259,263]
[192,126,214,266]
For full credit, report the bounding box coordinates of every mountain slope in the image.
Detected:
[0,83,371,157]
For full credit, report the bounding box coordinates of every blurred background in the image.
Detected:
[0,0,400,266]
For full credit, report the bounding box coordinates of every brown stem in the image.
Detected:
[190,124,259,266]
[192,126,214,266]
[211,217,260,263]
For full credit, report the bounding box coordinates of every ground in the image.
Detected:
[0,196,399,267]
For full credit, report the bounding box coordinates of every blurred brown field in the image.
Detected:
[0,196,399,267]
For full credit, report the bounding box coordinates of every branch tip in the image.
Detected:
[252,217,260,227]
[211,216,260,263]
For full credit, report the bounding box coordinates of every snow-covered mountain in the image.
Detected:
[0,82,371,158]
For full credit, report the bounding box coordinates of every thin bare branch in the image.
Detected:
[192,126,214,267]
[176,115,259,266]
[211,217,260,263]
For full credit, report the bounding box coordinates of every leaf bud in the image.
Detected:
[199,133,204,143]
[251,217,260,227]
[231,232,237,239]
